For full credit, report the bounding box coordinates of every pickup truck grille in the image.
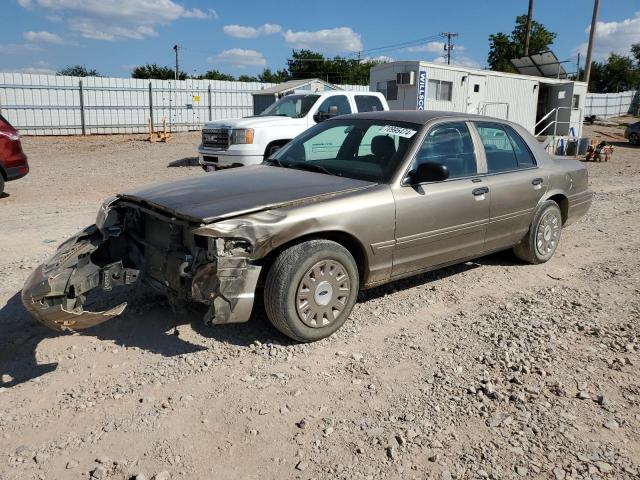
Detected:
[202,128,230,150]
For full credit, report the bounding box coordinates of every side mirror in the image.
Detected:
[313,105,339,123]
[407,162,449,184]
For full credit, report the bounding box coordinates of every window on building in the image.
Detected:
[376,80,398,101]
[473,84,480,93]
[427,79,453,101]
[572,94,580,109]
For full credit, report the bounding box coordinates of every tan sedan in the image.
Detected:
[22,111,592,342]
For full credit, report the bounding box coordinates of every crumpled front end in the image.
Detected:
[22,199,263,331]
[21,225,140,331]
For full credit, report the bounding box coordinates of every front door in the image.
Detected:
[466,74,486,114]
[392,121,490,277]
[472,121,549,251]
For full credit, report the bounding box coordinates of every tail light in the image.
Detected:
[0,115,20,141]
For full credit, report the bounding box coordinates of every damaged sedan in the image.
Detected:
[23,111,592,342]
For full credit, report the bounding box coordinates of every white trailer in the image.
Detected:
[370,61,587,140]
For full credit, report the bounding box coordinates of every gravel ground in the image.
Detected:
[0,126,638,480]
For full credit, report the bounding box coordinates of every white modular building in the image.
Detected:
[369,61,587,139]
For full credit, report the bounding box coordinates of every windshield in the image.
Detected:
[260,94,320,118]
[267,118,421,183]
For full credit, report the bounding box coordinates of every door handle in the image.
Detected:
[531,178,544,186]
[472,187,489,196]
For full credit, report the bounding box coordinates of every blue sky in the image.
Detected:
[2,0,639,78]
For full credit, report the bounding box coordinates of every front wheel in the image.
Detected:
[629,132,639,145]
[513,201,562,264]
[264,240,359,342]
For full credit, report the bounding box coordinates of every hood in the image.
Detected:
[203,116,306,129]
[118,165,375,224]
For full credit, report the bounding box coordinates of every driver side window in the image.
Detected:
[415,122,477,179]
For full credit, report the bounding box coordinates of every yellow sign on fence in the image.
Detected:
[193,95,201,102]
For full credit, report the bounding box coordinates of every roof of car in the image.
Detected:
[335,110,504,125]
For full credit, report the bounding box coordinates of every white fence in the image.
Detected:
[0,73,369,136]
[584,90,640,118]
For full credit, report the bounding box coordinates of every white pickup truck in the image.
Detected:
[197,90,388,170]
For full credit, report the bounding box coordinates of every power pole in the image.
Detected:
[173,44,179,81]
[523,0,534,56]
[441,32,458,65]
[576,52,581,81]
[584,0,600,88]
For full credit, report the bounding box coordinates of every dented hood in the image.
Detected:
[119,165,375,224]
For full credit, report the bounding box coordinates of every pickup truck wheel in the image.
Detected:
[630,133,639,145]
[513,200,562,264]
[264,240,359,342]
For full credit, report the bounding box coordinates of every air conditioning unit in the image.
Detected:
[397,71,416,86]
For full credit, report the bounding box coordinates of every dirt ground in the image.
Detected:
[0,125,638,480]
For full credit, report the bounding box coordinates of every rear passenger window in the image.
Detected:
[504,126,536,167]
[415,122,477,179]
[475,123,519,173]
[355,95,384,112]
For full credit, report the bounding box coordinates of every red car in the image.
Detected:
[0,114,29,195]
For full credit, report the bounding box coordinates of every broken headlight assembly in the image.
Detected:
[95,196,119,232]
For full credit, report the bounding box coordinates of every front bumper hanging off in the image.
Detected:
[22,222,263,331]
[21,225,140,331]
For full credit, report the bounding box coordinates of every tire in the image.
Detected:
[0,175,4,196]
[630,133,639,145]
[264,142,287,160]
[513,200,563,264]
[264,239,359,342]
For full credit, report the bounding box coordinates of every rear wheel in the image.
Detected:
[0,175,4,196]
[264,240,359,342]
[630,132,639,145]
[513,201,562,264]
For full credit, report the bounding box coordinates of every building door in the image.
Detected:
[466,74,486,114]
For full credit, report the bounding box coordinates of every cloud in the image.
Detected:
[17,0,213,41]
[362,55,394,63]
[2,61,57,75]
[223,24,282,39]
[574,11,640,60]
[0,43,44,54]
[408,41,445,54]
[432,55,481,69]
[23,30,65,44]
[209,49,267,68]
[283,27,363,53]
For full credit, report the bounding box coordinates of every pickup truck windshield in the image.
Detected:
[267,119,421,183]
[260,94,320,118]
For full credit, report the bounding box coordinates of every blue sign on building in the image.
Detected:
[416,66,427,110]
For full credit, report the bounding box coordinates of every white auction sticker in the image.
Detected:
[379,125,417,138]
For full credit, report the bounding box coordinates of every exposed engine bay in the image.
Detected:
[22,199,261,331]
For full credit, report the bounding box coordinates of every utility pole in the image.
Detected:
[441,32,458,65]
[584,0,600,88]
[576,52,581,81]
[523,0,534,56]
[173,44,179,81]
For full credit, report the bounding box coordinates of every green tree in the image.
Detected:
[488,15,557,72]
[195,69,235,81]
[631,43,640,66]
[258,68,290,83]
[237,74,259,82]
[588,54,640,93]
[132,64,187,80]
[57,65,100,77]
[285,50,384,85]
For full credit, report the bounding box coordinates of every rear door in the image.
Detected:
[466,74,486,114]
[472,122,548,251]
[392,121,490,277]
